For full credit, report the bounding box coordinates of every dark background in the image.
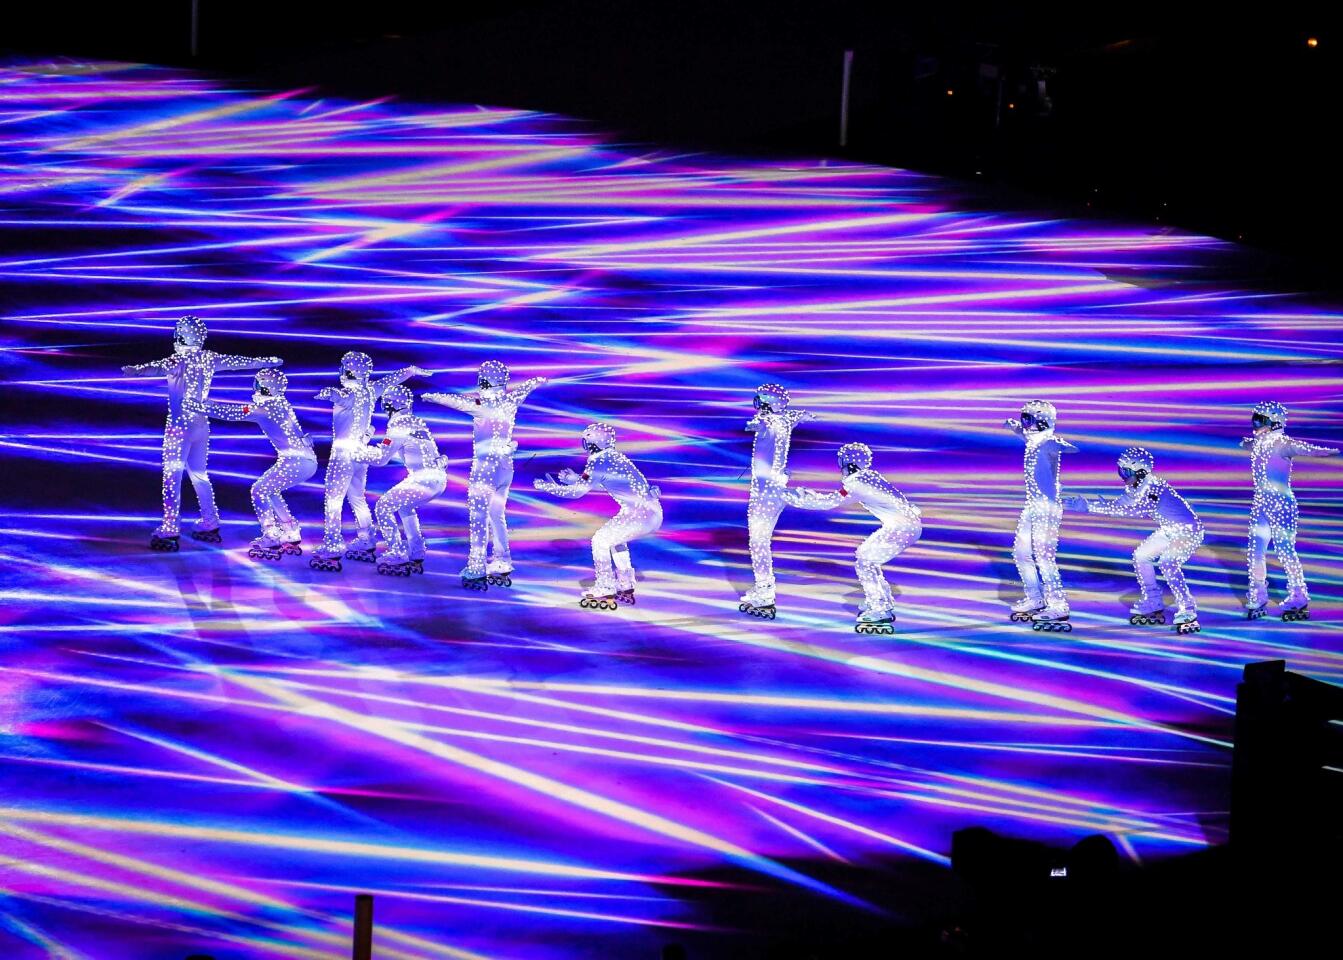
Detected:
[6,2,1341,272]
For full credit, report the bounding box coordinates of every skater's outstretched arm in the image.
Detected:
[189,399,258,422]
[783,408,817,428]
[783,486,844,510]
[1082,487,1151,518]
[316,385,353,406]
[1285,438,1340,458]
[1052,437,1079,454]
[121,355,179,375]
[534,460,596,499]
[421,391,480,414]
[208,351,283,372]
[371,429,406,467]
[505,376,548,405]
[372,366,432,399]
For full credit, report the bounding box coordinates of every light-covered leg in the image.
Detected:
[182,416,219,530]
[1132,530,1170,609]
[321,455,354,552]
[465,458,494,576]
[250,459,287,533]
[1246,498,1272,605]
[376,480,410,555]
[855,519,921,615]
[347,460,374,534]
[611,544,635,589]
[1012,505,1042,604]
[593,502,661,594]
[1269,497,1306,602]
[747,482,786,595]
[1158,525,1202,614]
[1032,505,1067,610]
[486,459,515,569]
[269,457,315,538]
[158,415,189,536]
[399,473,446,561]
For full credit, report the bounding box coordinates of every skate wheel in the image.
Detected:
[1031,621,1044,631]
[764,608,776,620]
[739,602,749,613]
[1059,622,1072,632]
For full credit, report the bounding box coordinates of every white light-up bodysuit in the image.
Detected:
[1006,400,1077,618]
[534,423,663,599]
[121,315,281,544]
[1241,402,1339,611]
[189,367,316,546]
[1068,447,1204,619]
[744,384,816,607]
[423,361,546,579]
[786,443,922,622]
[368,386,447,573]
[313,353,429,561]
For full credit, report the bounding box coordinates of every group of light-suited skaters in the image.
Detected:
[122,317,1340,635]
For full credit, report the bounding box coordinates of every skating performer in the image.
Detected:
[309,353,430,572]
[1240,401,1339,621]
[533,423,663,610]
[422,361,547,590]
[120,315,281,551]
[1064,447,1205,634]
[741,383,817,619]
[365,386,448,577]
[187,368,316,561]
[785,443,922,635]
[1004,400,1077,632]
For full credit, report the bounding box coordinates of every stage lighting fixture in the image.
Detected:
[1308,37,1319,47]
[946,89,955,96]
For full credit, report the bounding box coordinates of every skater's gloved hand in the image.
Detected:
[1238,436,1255,448]
[409,366,432,379]
[1004,418,1023,433]
[1062,494,1088,513]
[557,467,580,484]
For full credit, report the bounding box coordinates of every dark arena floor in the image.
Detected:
[2,59,1341,958]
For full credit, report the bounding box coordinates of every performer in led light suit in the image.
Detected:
[741,383,816,618]
[534,423,662,609]
[1064,447,1204,634]
[366,385,448,577]
[1240,401,1339,621]
[785,442,922,634]
[309,353,430,572]
[120,315,281,551]
[1004,400,1077,631]
[188,367,316,561]
[422,361,547,590]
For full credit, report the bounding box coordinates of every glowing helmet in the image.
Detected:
[381,385,413,414]
[1251,400,1287,430]
[837,442,873,474]
[582,422,617,453]
[1020,399,1057,432]
[253,367,287,398]
[755,383,791,413]
[479,360,509,390]
[341,351,373,381]
[1117,446,1154,483]
[174,314,208,348]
